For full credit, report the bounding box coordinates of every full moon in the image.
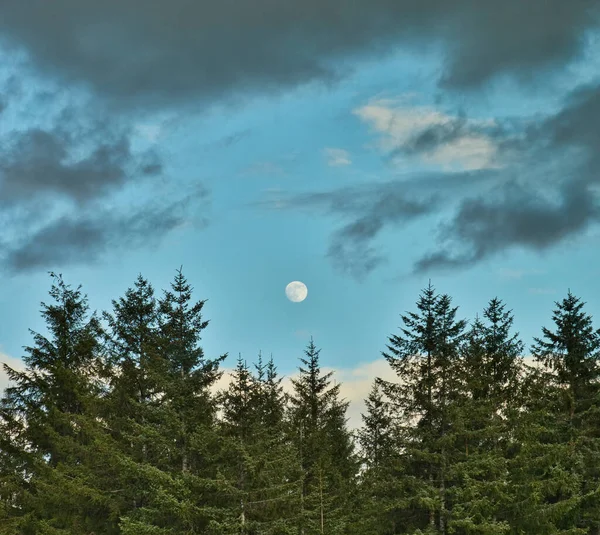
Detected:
[285,281,308,303]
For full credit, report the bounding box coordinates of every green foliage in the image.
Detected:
[289,338,359,534]
[3,276,600,535]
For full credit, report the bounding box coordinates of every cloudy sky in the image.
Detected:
[1,1,600,424]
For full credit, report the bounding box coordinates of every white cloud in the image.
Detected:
[0,353,544,431]
[353,97,499,171]
[322,359,397,430]
[0,353,24,397]
[213,356,546,431]
[213,358,397,431]
[323,147,352,167]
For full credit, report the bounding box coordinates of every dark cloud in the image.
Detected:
[0,1,597,108]
[0,99,212,275]
[259,180,440,279]
[412,83,600,273]
[542,83,600,153]
[414,179,599,272]
[2,186,209,273]
[327,192,437,279]
[0,128,132,205]
[264,82,600,279]
[400,116,471,156]
[389,114,507,166]
[1,2,598,278]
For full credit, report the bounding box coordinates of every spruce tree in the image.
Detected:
[354,381,402,534]
[247,353,302,534]
[509,292,600,535]
[378,283,467,535]
[101,274,164,517]
[217,353,302,534]
[289,338,358,535]
[114,269,228,534]
[445,299,524,535]
[0,273,116,534]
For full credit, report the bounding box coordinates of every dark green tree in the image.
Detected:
[217,353,302,534]
[0,273,117,534]
[115,269,228,534]
[507,292,600,535]
[289,338,359,535]
[378,283,467,535]
[353,381,402,535]
[101,273,165,518]
[445,299,524,535]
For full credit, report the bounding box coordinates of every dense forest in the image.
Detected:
[1,270,599,535]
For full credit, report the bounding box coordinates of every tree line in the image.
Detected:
[0,270,599,534]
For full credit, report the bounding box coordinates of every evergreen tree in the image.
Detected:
[217,353,302,534]
[115,269,228,534]
[101,274,164,517]
[507,292,600,535]
[218,354,259,533]
[378,283,467,535]
[445,299,524,535]
[0,273,117,534]
[289,338,359,535]
[531,291,600,426]
[354,381,402,535]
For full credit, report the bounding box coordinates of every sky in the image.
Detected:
[1,1,600,428]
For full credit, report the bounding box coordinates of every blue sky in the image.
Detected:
[1,2,600,424]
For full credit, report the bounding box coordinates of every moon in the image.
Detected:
[285,281,308,303]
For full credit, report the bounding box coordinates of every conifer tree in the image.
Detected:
[217,353,302,534]
[157,268,224,473]
[507,292,600,535]
[0,273,116,534]
[289,338,358,535]
[378,283,467,535]
[115,269,228,534]
[218,354,258,533]
[101,274,164,516]
[445,298,524,535]
[354,381,402,534]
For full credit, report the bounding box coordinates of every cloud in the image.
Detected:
[0,352,24,397]
[2,4,596,279]
[205,129,252,151]
[322,359,398,430]
[414,178,599,272]
[214,357,398,430]
[0,126,158,208]
[258,179,439,279]
[1,185,209,274]
[323,147,352,167]
[215,355,544,431]
[0,1,597,110]
[412,84,600,273]
[0,90,216,274]
[354,98,500,171]
[264,81,600,279]
[255,169,490,279]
